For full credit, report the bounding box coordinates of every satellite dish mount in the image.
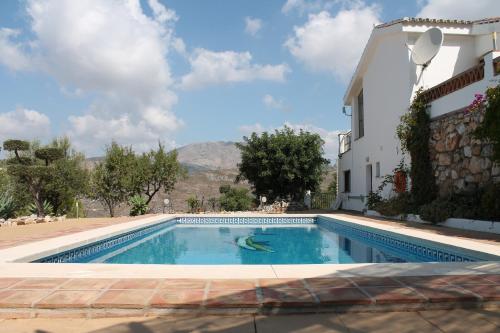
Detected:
[411,27,443,70]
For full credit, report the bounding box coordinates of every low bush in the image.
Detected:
[28,200,54,216]
[374,192,414,217]
[66,199,86,218]
[479,183,500,221]
[129,195,148,216]
[0,192,16,219]
[219,186,253,211]
[186,196,201,213]
[419,197,454,224]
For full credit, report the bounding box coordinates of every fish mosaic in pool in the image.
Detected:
[33,217,499,264]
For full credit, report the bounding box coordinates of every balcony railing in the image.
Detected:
[339,131,352,155]
[421,59,485,104]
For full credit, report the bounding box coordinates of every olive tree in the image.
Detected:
[90,142,137,217]
[3,139,63,216]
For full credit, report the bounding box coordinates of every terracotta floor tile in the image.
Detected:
[14,278,68,290]
[92,289,154,309]
[261,287,317,307]
[441,275,495,285]
[259,279,305,289]
[305,278,355,290]
[0,278,23,289]
[150,289,205,308]
[206,289,259,308]
[460,285,500,301]
[394,275,451,286]
[314,287,372,305]
[210,279,257,290]
[160,279,207,290]
[419,309,500,333]
[412,286,480,303]
[109,279,160,289]
[35,290,101,308]
[61,279,116,290]
[0,290,52,308]
[482,275,500,284]
[361,286,427,304]
[349,277,402,287]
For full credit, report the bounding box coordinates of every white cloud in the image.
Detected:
[245,17,262,36]
[180,48,290,90]
[0,0,185,155]
[0,28,32,71]
[285,3,380,81]
[0,108,51,143]
[238,122,342,161]
[262,94,290,112]
[417,0,500,20]
[282,0,337,15]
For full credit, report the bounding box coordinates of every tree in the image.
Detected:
[218,185,253,211]
[42,137,89,216]
[3,139,64,216]
[135,143,185,206]
[90,142,137,217]
[236,126,329,201]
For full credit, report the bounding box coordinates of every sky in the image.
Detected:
[0,0,498,160]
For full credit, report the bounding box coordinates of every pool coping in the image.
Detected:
[0,213,498,279]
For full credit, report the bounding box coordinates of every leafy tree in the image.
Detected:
[3,139,64,216]
[236,126,329,201]
[42,137,89,216]
[135,143,185,206]
[90,142,137,217]
[218,186,253,211]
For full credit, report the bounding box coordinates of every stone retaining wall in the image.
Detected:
[429,108,499,195]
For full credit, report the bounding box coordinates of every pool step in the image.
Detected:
[0,275,498,318]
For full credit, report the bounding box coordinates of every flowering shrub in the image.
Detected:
[466,93,486,113]
[467,85,500,163]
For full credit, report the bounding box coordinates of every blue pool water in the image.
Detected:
[33,217,499,264]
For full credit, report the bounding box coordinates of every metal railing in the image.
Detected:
[311,192,337,209]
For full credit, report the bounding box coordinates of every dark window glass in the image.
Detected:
[357,89,364,138]
[344,170,351,193]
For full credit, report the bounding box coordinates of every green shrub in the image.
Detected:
[366,191,382,210]
[219,186,253,211]
[129,195,148,216]
[419,197,453,224]
[374,193,414,217]
[479,183,500,221]
[0,192,16,219]
[186,196,201,213]
[28,200,54,216]
[66,199,86,218]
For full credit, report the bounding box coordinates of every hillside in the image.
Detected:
[82,141,335,216]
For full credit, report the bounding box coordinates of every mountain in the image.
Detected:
[176,141,241,170]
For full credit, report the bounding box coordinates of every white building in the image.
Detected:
[337,17,500,211]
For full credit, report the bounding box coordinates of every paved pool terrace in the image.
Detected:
[0,213,498,318]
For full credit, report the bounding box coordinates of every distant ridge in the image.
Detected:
[85,141,241,171]
[176,141,241,170]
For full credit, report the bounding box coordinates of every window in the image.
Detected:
[375,162,380,178]
[343,170,351,193]
[357,89,364,138]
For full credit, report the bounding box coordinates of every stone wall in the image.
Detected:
[429,108,499,195]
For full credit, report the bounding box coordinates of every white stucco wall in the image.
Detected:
[339,32,410,211]
[338,24,499,212]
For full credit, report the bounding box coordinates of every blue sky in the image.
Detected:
[0,0,497,159]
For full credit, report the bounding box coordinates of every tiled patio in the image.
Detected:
[0,275,498,318]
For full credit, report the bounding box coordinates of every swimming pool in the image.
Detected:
[33,217,500,265]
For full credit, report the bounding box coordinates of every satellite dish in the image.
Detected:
[411,28,443,66]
